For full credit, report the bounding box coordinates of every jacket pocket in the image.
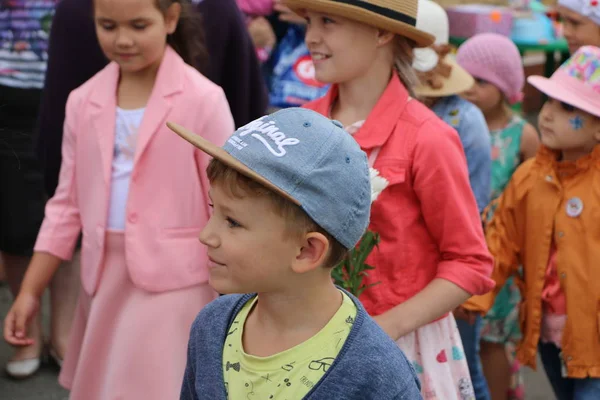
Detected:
[162,226,202,239]
[377,163,407,186]
[371,163,408,219]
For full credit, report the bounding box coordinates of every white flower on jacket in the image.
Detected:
[370,168,389,203]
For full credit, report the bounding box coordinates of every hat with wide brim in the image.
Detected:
[528,71,600,118]
[414,55,475,97]
[166,122,300,205]
[283,0,434,47]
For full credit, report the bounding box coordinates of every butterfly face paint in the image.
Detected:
[570,115,584,130]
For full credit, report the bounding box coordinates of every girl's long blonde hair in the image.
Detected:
[393,36,418,97]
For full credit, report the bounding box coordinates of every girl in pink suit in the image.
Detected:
[3,0,234,398]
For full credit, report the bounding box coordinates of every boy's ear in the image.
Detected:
[292,232,330,274]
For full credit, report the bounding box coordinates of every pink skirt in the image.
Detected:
[59,232,217,399]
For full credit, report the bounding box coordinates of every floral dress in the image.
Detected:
[483,114,526,400]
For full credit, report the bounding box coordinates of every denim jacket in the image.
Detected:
[432,95,492,214]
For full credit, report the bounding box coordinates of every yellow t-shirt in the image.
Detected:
[223,291,357,400]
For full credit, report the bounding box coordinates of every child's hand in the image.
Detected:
[248,17,276,50]
[453,306,478,325]
[3,292,40,346]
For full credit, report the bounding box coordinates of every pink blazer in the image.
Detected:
[34,47,235,295]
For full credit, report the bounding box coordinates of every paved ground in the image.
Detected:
[0,284,556,400]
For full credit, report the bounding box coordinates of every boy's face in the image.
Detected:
[199,184,301,294]
[558,6,600,54]
[538,97,600,152]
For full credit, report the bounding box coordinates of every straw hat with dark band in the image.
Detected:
[282,0,435,47]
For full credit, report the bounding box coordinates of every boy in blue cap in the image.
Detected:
[170,108,421,400]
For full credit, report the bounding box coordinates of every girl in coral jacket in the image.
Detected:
[465,46,600,400]
[3,0,234,398]
[282,0,495,398]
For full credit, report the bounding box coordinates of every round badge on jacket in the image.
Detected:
[566,197,584,218]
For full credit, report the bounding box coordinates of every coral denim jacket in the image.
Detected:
[304,74,494,317]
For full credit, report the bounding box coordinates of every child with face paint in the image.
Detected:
[466,46,600,400]
[557,0,600,54]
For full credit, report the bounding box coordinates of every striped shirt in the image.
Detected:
[0,0,58,89]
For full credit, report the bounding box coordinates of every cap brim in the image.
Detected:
[528,75,600,118]
[167,122,301,205]
[283,0,434,47]
[414,56,475,97]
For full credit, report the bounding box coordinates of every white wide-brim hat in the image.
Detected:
[412,0,474,97]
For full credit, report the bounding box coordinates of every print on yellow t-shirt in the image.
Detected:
[222,291,357,399]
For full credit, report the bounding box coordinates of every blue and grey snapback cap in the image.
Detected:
[167,108,371,249]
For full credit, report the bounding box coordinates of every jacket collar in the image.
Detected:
[311,73,411,150]
[90,46,184,108]
[536,144,600,177]
[89,46,185,185]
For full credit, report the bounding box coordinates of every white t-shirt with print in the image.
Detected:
[107,107,145,230]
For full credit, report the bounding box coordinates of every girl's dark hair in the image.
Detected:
[157,0,208,74]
